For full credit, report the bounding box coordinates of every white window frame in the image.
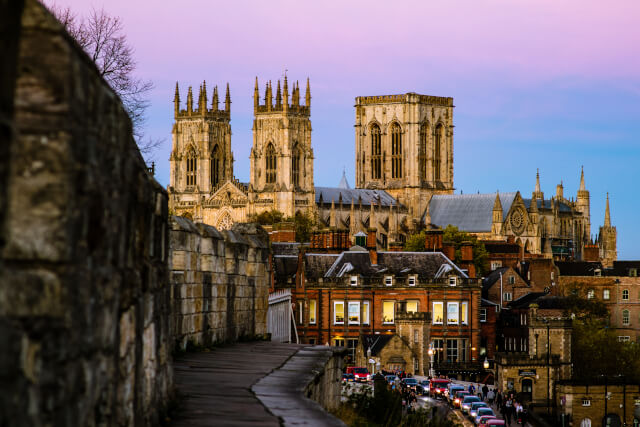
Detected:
[603,289,610,300]
[622,289,629,300]
[382,301,395,324]
[503,292,513,302]
[480,308,487,322]
[432,302,444,325]
[491,261,502,271]
[622,309,630,326]
[350,275,358,286]
[461,301,468,325]
[448,276,458,286]
[333,301,344,325]
[581,399,591,407]
[299,301,303,324]
[587,289,595,299]
[385,275,393,286]
[447,302,459,325]
[362,301,370,325]
[617,336,631,342]
[508,275,515,285]
[348,301,360,325]
[309,299,317,324]
[408,275,416,286]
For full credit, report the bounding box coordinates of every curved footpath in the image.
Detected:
[171,341,345,426]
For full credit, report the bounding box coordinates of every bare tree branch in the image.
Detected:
[44,2,162,165]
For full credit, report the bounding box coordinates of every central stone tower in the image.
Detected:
[249,77,315,218]
[354,93,455,231]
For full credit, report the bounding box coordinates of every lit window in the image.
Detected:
[433,302,443,324]
[309,300,316,324]
[503,292,512,302]
[348,301,360,324]
[622,309,630,325]
[383,301,395,324]
[333,301,344,325]
[385,276,393,286]
[623,289,629,300]
[408,275,416,286]
[406,300,418,313]
[449,276,457,286]
[603,289,610,300]
[480,308,487,322]
[461,302,468,325]
[587,289,595,299]
[447,302,459,325]
[363,301,370,325]
[350,276,358,286]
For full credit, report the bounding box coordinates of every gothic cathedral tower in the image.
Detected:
[354,93,454,231]
[249,77,315,218]
[598,193,617,267]
[168,81,234,222]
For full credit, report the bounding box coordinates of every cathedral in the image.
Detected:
[167,77,616,262]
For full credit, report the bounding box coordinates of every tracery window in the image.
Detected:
[434,124,443,180]
[186,148,197,187]
[265,143,276,184]
[419,122,428,181]
[391,123,402,178]
[371,124,382,179]
[210,145,221,188]
[292,142,301,187]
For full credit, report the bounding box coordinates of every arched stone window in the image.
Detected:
[210,145,221,188]
[291,142,301,188]
[419,122,428,181]
[265,143,276,184]
[371,124,382,180]
[186,147,197,187]
[391,123,402,179]
[434,124,443,180]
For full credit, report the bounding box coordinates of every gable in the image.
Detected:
[205,180,248,207]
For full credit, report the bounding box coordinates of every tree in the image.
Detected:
[404,225,489,276]
[45,3,161,159]
[250,209,316,243]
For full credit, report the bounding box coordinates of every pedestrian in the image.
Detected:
[469,383,475,395]
[496,389,503,408]
[487,388,495,405]
[482,384,489,401]
[505,398,513,425]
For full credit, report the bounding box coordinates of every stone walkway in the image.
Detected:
[171,341,345,426]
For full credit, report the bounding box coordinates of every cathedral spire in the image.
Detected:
[578,165,587,193]
[212,85,219,110]
[275,80,282,108]
[305,77,311,107]
[283,75,289,111]
[201,81,208,114]
[186,86,193,114]
[266,81,273,111]
[224,83,231,112]
[492,192,503,226]
[174,82,180,117]
[254,77,259,111]
[533,168,544,200]
[604,192,611,227]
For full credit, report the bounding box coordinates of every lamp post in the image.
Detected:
[428,345,435,378]
[367,347,372,378]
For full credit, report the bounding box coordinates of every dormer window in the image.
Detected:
[630,268,637,277]
[350,276,358,286]
[408,275,416,286]
[385,276,393,286]
[448,276,457,286]
[508,276,515,285]
[582,399,591,407]
[594,269,602,277]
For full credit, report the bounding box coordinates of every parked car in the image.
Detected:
[342,373,355,382]
[479,419,506,426]
[460,395,481,414]
[474,408,495,424]
[452,390,470,408]
[429,378,451,398]
[417,380,430,395]
[346,367,370,382]
[476,414,498,426]
[469,401,488,419]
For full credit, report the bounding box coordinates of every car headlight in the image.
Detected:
[454,398,460,403]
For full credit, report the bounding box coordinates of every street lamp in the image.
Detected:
[367,347,373,379]
[483,358,490,370]
[428,345,435,378]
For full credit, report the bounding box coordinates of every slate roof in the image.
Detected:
[609,261,640,277]
[555,261,603,276]
[273,255,298,282]
[508,292,547,309]
[304,250,469,280]
[315,186,399,207]
[429,192,516,232]
[482,267,510,288]
[360,335,394,356]
[429,192,573,232]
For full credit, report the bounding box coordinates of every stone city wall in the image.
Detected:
[169,217,270,349]
[0,1,172,425]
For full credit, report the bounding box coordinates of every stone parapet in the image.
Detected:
[169,216,270,349]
